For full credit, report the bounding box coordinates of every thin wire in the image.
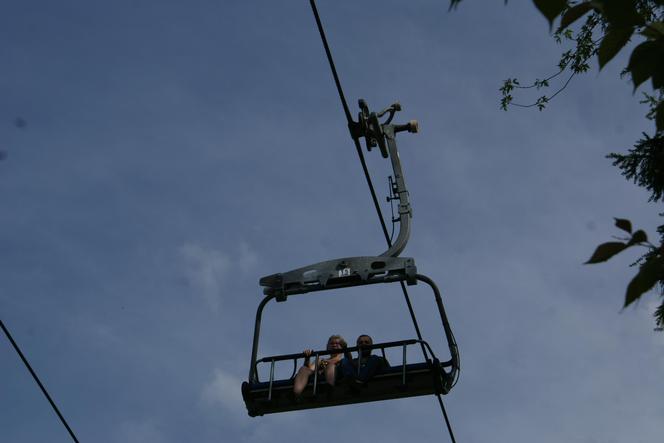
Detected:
[1,319,80,443]
[309,0,352,124]
[437,394,458,443]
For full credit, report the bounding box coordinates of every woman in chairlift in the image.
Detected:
[293,335,347,397]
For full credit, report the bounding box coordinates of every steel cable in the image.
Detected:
[1,319,80,443]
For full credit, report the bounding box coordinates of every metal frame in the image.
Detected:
[258,99,419,301]
[243,338,451,417]
[352,99,418,258]
[259,256,417,300]
[247,272,459,393]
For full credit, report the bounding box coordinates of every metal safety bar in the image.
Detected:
[313,354,320,396]
[402,343,407,385]
[268,360,275,401]
[256,339,416,364]
[252,338,450,384]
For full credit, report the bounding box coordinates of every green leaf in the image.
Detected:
[656,101,664,132]
[448,0,462,10]
[653,69,664,89]
[627,41,659,90]
[532,0,568,28]
[559,2,593,30]
[614,218,632,233]
[641,21,664,40]
[655,301,664,331]
[598,26,634,69]
[594,0,644,28]
[624,256,664,307]
[653,72,664,90]
[585,241,628,264]
[649,36,664,90]
[628,229,648,245]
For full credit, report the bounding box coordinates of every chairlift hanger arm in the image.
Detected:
[256,108,419,300]
[351,98,418,258]
[310,0,417,259]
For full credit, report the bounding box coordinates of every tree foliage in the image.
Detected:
[452,0,664,330]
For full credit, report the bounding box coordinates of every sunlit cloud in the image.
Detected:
[179,242,259,311]
[239,241,259,273]
[201,368,243,411]
[115,419,165,443]
[179,243,231,311]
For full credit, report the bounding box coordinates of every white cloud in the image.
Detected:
[179,242,259,311]
[201,368,243,412]
[200,367,301,437]
[200,367,259,430]
[180,243,231,311]
[115,419,165,443]
[238,241,259,273]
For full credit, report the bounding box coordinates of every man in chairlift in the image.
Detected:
[341,334,389,385]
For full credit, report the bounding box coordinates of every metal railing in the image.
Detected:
[251,338,450,401]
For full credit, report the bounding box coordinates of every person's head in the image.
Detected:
[326,334,347,354]
[356,334,373,356]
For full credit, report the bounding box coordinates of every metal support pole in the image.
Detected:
[402,343,407,385]
[379,127,411,258]
[248,293,277,383]
[313,354,320,396]
[415,274,460,388]
[268,360,275,401]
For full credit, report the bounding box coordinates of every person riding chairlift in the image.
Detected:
[293,335,347,398]
[340,334,389,385]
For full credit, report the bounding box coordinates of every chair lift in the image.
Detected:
[241,99,460,417]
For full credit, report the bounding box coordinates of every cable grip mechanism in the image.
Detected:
[356,99,418,158]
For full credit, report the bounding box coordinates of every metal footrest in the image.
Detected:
[242,362,444,417]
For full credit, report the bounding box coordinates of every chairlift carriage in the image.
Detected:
[241,1,460,419]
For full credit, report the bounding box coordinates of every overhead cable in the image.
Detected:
[1,319,80,443]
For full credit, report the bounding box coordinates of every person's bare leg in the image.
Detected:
[324,363,337,386]
[293,366,313,396]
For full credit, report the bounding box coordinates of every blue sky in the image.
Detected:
[1,1,662,442]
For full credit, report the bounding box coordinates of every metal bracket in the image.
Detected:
[260,256,417,301]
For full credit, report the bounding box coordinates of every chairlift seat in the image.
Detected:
[242,361,447,417]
